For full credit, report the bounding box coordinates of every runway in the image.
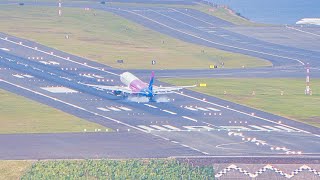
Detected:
[101,6,320,67]
[0,33,319,160]
[0,1,320,163]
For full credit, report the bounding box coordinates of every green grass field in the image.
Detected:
[0,89,108,134]
[0,5,270,69]
[0,161,33,180]
[161,78,320,127]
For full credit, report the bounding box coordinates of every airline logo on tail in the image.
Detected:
[148,71,155,92]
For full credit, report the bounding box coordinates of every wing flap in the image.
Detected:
[85,84,132,94]
[153,85,196,94]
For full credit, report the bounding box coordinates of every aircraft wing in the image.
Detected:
[153,85,196,94]
[85,84,132,94]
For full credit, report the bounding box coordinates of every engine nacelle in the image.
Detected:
[113,90,122,96]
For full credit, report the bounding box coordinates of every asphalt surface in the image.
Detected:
[0,1,320,162]
[100,6,320,67]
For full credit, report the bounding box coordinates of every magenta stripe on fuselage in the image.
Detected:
[129,79,147,92]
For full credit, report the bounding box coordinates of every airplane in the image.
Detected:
[84,71,196,100]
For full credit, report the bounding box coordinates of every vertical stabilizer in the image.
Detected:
[148,71,155,91]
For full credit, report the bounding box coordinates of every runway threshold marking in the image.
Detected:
[117,106,132,111]
[150,125,170,131]
[162,125,181,131]
[263,125,281,131]
[125,8,305,65]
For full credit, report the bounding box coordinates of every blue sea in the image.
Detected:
[207,0,320,25]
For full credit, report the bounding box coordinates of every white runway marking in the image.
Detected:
[162,109,177,115]
[287,26,320,37]
[196,107,209,111]
[183,126,214,131]
[263,125,281,131]
[182,116,198,122]
[108,107,121,111]
[137,125,154,132]
[23,74,33,78]
[163,125,181,131]
[92,74,104,78]
[220,126,251,131]
[184,106,198,111]
[12,74,24,78]
[0,48,9,51]
[97,107,110,111]
[117,106,132,111]
[144,104,158,109]
[41,86,78,93]
[39,61,50,65]
[150,125,169,131]
[207,107,220,111]
[48,61,60,65]
[274,126,295,132]
[83,74,94,78]
[249,125,269,131]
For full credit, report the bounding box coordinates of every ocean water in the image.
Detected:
[206,0,320,25]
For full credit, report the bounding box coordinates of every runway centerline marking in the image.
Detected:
[126,8,304,65]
